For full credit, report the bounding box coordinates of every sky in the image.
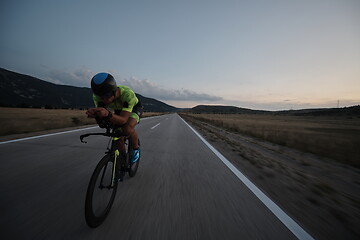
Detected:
[1,0,359,110]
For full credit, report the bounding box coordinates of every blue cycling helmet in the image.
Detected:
[91,73,117,98]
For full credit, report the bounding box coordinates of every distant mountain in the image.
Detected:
[2,67,358,116]
[188,104,360,116]
[189,105,270,114]
[136,94,177,112]
[0,68,178,112]
[275,106,360,116]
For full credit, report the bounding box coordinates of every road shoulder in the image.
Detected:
[181,114,360,240]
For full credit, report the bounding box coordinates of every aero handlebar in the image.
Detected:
[80,128,125,143]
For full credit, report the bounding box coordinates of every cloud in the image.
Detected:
[43,68,94,87]
[41,67,223,102]
[115,76,223,102]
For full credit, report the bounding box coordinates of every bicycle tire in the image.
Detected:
[85,154,118,228]
[128,139,140,177]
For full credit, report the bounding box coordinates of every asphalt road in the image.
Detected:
[0,114,309,239]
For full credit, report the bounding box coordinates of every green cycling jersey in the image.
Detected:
[93,85,140,122]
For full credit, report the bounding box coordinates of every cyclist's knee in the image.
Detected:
[122,117,137,135]
[122,125,135,135]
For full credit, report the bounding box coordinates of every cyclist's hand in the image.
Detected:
[86,108,109,118]
[86,108,97,118]
[94,108,109,118]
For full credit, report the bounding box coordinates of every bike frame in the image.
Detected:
[109,137,128,187]
[81,128,129,187]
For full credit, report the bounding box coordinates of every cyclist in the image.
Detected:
[86,72,143,164]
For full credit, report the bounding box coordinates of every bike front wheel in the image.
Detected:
[85,154,118,228]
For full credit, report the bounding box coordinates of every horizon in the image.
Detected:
[1,66,359,112]
[1,1,359,111]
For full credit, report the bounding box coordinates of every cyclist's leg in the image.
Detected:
[122,117,139,149]
[123,114,141,164]
[117,137,126,154]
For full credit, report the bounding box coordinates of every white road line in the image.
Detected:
[151,123,161,130]
[179,115,315,240]
[0,126,98,145]
[142,115,163,121]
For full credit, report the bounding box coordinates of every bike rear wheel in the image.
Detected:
[85,154,118,228]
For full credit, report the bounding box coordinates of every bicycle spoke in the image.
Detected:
[98,161,109,188]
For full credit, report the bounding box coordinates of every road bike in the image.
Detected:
[80,126,140,228]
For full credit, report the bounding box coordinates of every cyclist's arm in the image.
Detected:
[109,111,130,125]
[107,86,137,125]
[86,95,109,118]
[88,107,130,125]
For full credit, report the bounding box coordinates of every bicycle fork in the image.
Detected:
[111,150,120,186]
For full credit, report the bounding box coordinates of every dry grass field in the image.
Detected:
[0,107,163,136]
[180,113,360,168]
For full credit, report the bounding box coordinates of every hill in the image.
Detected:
[188,104,360,116]
[189,105,270,114]
[0,68,177,112]
[275,106,360,116]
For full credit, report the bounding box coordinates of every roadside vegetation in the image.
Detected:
[180,113,360,168]
[0,107,164,136]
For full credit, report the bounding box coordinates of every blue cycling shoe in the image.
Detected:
[130,148,140,164]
